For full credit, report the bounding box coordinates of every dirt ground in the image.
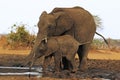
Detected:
[0,48,120,80]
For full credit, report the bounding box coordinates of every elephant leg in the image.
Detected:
[77,43,90,71]
[71,57,77,73]
[62,57,69,70]
[67,54,77,72]
[43,55,52,72]
[54,52,62,72]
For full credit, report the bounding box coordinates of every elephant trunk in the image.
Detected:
[29,52,36,78]
[24,32,47,66]
[26,34,47,70]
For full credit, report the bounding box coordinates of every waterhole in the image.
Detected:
[0,66,43,77]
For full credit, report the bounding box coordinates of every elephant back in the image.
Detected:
[51,7,96,43]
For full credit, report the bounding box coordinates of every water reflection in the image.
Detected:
[0,66,43,77]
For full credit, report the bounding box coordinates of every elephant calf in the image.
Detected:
[30,35,89,72]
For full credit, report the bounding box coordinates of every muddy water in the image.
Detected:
[0,66,42,77]
[0,59,120,80]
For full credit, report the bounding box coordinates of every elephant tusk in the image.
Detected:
[44,37,47,43]
[42,37,48,43]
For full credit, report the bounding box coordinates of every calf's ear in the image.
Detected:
[39,39,47,51]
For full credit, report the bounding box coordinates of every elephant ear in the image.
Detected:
[53,12,65,20]
[42,11,47,15]
[40,11,47,18]
[53,12,74,35]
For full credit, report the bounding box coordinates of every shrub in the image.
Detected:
[91,39,107,50]
[7,24,35,49]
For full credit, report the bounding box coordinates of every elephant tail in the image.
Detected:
[95,32,110,48]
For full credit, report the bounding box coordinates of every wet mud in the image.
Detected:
[42,59,120,80]
[0,54,120,80]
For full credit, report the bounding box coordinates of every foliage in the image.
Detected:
[91,38,120,51]
[91,39,107,50]
[7,24,35,49]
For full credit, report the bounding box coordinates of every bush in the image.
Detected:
[91,39,107,50]
[7,24,35,49]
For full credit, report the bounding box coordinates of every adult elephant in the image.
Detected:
[25,7,96,71]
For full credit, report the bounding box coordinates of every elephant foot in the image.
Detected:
[70,68,77,73]
[42,71,53,77]
[78,59,88,71]
[78,63,88,72]
[54,71,61,74]
[71,70,75,73]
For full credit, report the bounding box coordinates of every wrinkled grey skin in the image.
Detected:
[30,35,90,72]
[25,7,96,71]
